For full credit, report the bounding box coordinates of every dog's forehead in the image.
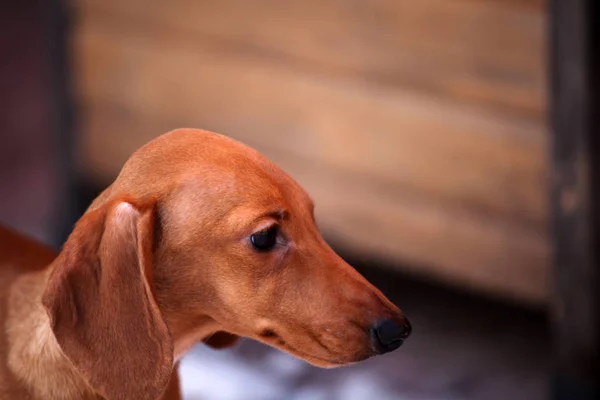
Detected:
[119,129,314,212]
[179,161,307,207]
[164,162,313,238]
[166,158,312,232]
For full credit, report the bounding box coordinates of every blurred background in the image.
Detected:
[1,0,595,399]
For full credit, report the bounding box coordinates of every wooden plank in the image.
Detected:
[80,102,549,304]
[73,25,549,229]
[76,0,547,122]
[549,0,600,397]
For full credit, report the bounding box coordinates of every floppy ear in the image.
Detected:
[203,331,240,349]
[42,199,173,400]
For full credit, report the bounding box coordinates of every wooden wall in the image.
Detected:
[73,0,548,304]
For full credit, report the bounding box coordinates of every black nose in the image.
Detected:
[370,318,412,354]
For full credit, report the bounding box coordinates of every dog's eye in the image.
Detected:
[250,226,279,251]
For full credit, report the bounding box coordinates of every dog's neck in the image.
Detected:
[166,313,221,362]
[6,267,98,400]
[6,264,217,397]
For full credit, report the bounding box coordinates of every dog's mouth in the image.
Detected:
[254,327,372,367]
[281,342,372,367]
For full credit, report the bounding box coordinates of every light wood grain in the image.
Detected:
[76,0,546,121]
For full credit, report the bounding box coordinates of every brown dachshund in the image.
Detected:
[0,129,411,400]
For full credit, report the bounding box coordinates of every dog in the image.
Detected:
[0,129,411,399]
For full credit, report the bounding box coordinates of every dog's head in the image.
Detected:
[43,129,410,400]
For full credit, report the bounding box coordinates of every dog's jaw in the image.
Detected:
[172,323,221,362]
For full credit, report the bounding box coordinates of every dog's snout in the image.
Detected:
[369,317,411,354]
